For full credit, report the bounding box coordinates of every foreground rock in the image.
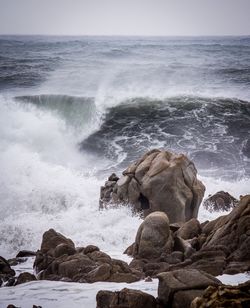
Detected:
[125,195,250,277]
[96,288,157,308]
[191,280,250,307]
[100,149,205,223]
[34,229,142,283]
[132,211,173,259]
[157,269,221,308]
[169,194,250,276]
[203,191,238,212]
[15,272,37,285]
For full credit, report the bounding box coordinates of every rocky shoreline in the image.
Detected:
[1,149,249,308]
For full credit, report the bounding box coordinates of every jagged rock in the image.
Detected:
[15,272,37,285]
[203,191,239,212]
[100,149,205,223]
[157,269,221,308]
[176,218,201,240]
[191,280,250,307]
[34,229,142,283]
[40,228,75,255]
[96,288,157,308]
[168,195,250,276]
[132,211,173,259]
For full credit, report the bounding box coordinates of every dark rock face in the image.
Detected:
[0,256,15,286]
[191,280,250,308]
[34,229,142,283]
[16,250,37,258]
[96,288,157,308]
[100,149,205,223]
[157,269,221,308]
[15,272,37,285]
[203,191,239,212]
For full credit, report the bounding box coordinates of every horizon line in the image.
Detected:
[0,33,250,38]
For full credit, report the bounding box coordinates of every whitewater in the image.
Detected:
[0,35,250,307]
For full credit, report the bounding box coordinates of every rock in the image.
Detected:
[157,269,221,308]
[40,228,75,255]
[96,288,157,308]
[16,250,37,258]
[203,191,238,212]
[54,243,76,258]
[100,149,205,223]
[191,280,250,308]
[202,195,250,274]
[6,305,19,308]
[8,257,27,267]
[176,218,201,240]
[168,195,250,276]
[34,229,141,283]
[0,256,15,286]
[84,245,99,254]
[15,272,37,285]
[0,256,15,276]
[132,211,173,259]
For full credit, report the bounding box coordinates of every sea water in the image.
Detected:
[0,35,249,307]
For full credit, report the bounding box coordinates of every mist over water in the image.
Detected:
[0,36,250,259]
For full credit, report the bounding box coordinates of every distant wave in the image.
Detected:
[79,95,250,180]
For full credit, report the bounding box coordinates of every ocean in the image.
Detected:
[0,35,250,307]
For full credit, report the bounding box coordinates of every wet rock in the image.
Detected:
[15,272,37,285]
[203,191,238,212]
[100,149,205,223]
[96,287,157,308]
[16,250,37,258]
[157,269,221,308]
[176,218,201,240]
[169,195,250,276]
[191,280,250,308]
[8,257,28,267]
[34,229,141,283]
[40,228,75,255]
[0,256,15,286]
[132,211,173,259]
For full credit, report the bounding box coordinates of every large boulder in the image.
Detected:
[34,229,142,283]
[191,280,250,308]
[96,288,157,308]
[100,149,205,223]
[157,269,221,308]
[132,211,173,260]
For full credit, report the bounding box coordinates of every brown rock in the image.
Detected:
[96,288,157,308]
[15,272,37,285]
[132,211,173,259]
[176,218,201,240]
[100,149,205,223]
[191,280,250,308]
[40,228,75,255]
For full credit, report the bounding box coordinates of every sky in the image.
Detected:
[0,0,249,36]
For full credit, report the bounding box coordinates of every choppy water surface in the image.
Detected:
[0,35,249,306]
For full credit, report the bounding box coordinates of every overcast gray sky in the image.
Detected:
[0,0,249,36]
